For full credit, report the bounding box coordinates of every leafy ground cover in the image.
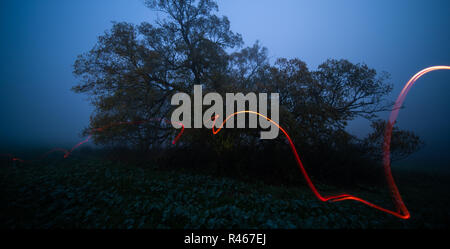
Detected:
[0,158,448,229]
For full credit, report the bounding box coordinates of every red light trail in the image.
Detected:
[2,66,449,219]
[1,118,185,163]
[211,65,450,219]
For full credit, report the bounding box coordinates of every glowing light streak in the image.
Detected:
[2,118,184,162]
[210,66,450,219]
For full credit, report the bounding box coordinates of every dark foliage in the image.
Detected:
[72,0,422,186]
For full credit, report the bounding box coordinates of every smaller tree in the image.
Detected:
[312,59,393,128]
[363,120,424,162]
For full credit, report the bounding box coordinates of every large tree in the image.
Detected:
[73,0,242,150]
[73,0,422,180]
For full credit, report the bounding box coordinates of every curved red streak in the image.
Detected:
[381,66,450,219]
[1,153,26,163]
[212,111,408,219]
[4,118,184,163]
[42,148,70,159]
[211,65,449,220]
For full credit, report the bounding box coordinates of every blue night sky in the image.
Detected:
[1,0,449,167]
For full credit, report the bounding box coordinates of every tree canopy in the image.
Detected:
[73,0,422,184]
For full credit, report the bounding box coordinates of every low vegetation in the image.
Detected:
[1,158,448,229]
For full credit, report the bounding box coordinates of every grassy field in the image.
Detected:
[0,158,449,229]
